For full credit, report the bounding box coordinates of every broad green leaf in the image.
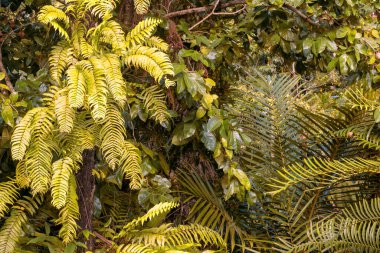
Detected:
[206,117,222,132]
[1,105,14,127]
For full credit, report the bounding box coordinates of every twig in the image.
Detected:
[283,3,320,27]
[0,50,15,93]
[213,5,247,15]
[189,0,220,31]
[164,0,246,19]
[93,231,113,247]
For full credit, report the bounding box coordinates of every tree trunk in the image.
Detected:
[76,149,96,251]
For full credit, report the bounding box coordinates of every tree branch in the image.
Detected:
[164,0,246,19]
[189,0,220,31]
[0,50,15,93]
[283,3,320,27]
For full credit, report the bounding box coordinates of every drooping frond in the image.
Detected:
[125,17,162,48]
[268,158,380,195]
[51,157,75,209]
[55,88,75,133]
[141,85,170,127]
[118,201,179,236]
[99,103,126,169]
[15,160,29,188]
[178,170,252,251]
[344,88,379,111]
[133,0,151,15]
[81,0,118,18]
[49,41,73,83]
[343,197,380,222]
[72,23,94,58]
[42,85,61,107]
[119,141,143,190]
[38,5,69,40]
[90,20,126,54]
[102,54,127,106]
[11,108,43,161]
[67,64,86,108]
[24,108,56,195]
[87,57,108,120]
[0,196,44,253]
[56,175,79,244]
[0,180,19,218]
[145,36,169,52]
[125,46,174,83]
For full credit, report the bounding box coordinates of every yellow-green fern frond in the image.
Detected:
[81,0,118,18]
[119,141,143,190]
[55,88,75,133]
[56,175,79,244]
[116,244,150,253]
[24,108,56,195]
[144,36,169,52]
[42,86,61,107]
[38,5,69,40]
[15,160,29,188]
[49,41,73,83]
[72,23,93,58]
[141,85,171,127]
[90,20,126,54]
[11,108,43,161]
[87,57,108,120]
[102,54,126,106]
[343,197,380,222]
[344,88,379,111]
[268,158,380,195]
[126,17,162,48]
[0,196,44,253]
[119,201,179,235]
[133,0,151,15]
[99,103,126,169]
[0,180,19,218]
[67,64,86,108]
[51,157,75,209]
[125,46,174,83]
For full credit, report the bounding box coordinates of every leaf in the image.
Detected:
[0,72,5,80]
[374,107,380,123]
[0,84,10,91]
[303,38,313,56]
[233,168,251,190]
[206,117,222,132]
[196,107,207,119]
[201,131,216,151]
[1,105,14,127]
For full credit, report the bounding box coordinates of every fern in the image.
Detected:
[125,17,162,48]
[49,41,73,83]
[55,88,75,133]
[15,160,29,188]
[125,46,174,83]
[0,196,44,253]
[0,180,19,218]
[119,141,143,190]
[102,54,127,106]
[51,157,75,209]
[141,85,171,127]
[38,5,69,39]
[133,0,151,15]
[56,175,79,244]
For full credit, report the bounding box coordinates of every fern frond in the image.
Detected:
[344,88,379,111]
[0,196,44,253]
[125,46,174,83]
[116,243,151,253]
[119,141,143,190]
[343,197,380,222]
[81,0,118,18]
[42,85,61,107]
[51,157,75,209]
[87,57,108,120]
[55,88,76,133]
[56,175,79,244]
[67,64,86,108]
[99,103,126,169]
[0,180,19,218]
[268,158,380,195]
[72,23,93,58]
[38,5,69,40]
[141,85,170,127]
[125,17,162,48]
[91,20,126,54]
[102,54,127,106]
[145,36,169,52]
[119,201,179,235]
[11,108,43,161]
[15,160,29,188]
[133,0,151,14]
[49,41,73,83]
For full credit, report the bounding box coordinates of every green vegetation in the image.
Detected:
[0,0,380,252]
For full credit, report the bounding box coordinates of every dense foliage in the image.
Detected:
[0,0,380,252]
